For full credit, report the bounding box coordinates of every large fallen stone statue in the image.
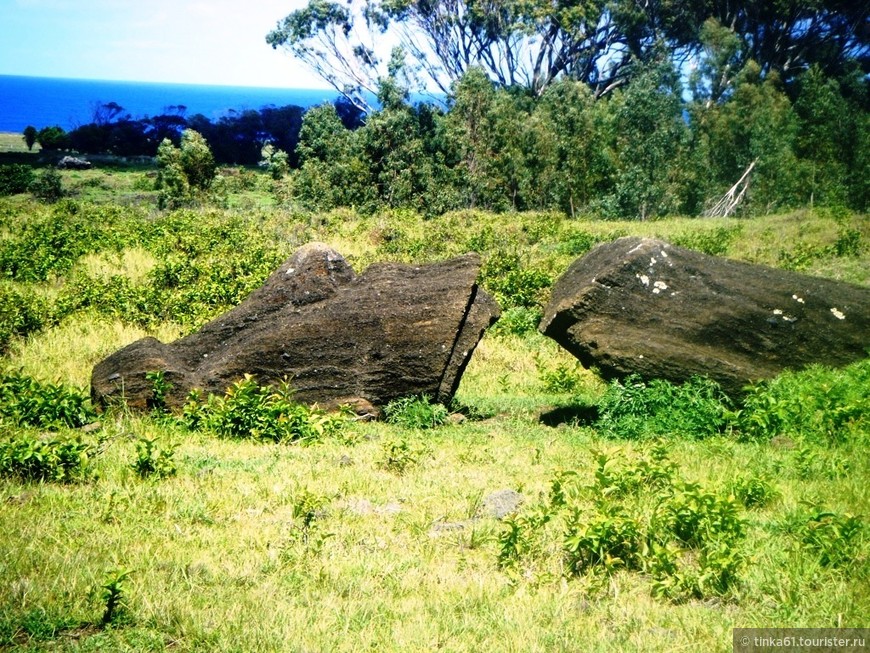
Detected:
[540,236,869,397]
[91,243,500,412]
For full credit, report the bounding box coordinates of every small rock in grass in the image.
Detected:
[481,489,525,519]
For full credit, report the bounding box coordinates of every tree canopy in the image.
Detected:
[268,0,869,109]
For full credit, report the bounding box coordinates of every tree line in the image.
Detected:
[20,0,869,218]
[285,60,868,218]
[23,99,364,167]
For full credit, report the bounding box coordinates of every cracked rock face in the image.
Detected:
[91,243,500,412]
[540,237,870,398]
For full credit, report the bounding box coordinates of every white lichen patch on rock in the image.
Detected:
[830,308,846,320]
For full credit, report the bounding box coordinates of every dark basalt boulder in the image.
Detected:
[540,237,870,398]
[91,243,500,412]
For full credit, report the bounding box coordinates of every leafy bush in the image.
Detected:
[563,505,644,574]
[132,436,178,479]
[556,230,605,256]
[596,375,733,439]
[480,251,552,309]
[728,475,778,509]
[778,226,864,270]
[155,130,217,208]
[538,361,587,394]
[181,375,344,443]
[29,168,65,203]
[670,225,743,256]
[155,138,190,209]
[0,284,50,352]
[51,210,283,329]
[378,437,430,474]
[0,370,97,429]
[0,202,120,282]
[647,483,746,600]
[179,130,217,190]
[100,568,133,626]
[738,360,869,443]
[488,306,542,337]
[591,445,675,499]
[384,394,448,429]
[145,371,172,414]
[832,227,863,257]
[0,164,35,196]
[648,537,745,601]
[498,506,552,569]
[0,433,93,483]
[800,511,864,568]
[654,482,744,548]
[497,445,747,601]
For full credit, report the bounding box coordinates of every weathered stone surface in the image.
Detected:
[56,155,92,170]
[480,489,525,519]
[540,237,870,397]
[91,243,500,412]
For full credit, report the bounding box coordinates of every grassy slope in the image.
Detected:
[0,169,868,652]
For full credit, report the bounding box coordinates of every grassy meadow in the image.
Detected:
[0,151,868,651]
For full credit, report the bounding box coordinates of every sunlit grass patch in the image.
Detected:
[75,247,157,284]
[0,179,868,650]
[7,313,183,387]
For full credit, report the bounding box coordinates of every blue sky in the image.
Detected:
[0,0,328,88]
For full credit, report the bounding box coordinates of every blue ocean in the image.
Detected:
[0,75,342,132]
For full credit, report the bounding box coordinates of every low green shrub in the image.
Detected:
[654,482,744,548]
[738,360,869,444]
[800,511,865,568]
[778,226,864,270]
[556,230,604,256]
[670,225,743,256]
[488,306,542,337]
[591,445,675,499]
[29,168,65,203]
[0,370,97,429]
[181,375,344,443]
[0,202,122,282]
[498,506,552,569]
[100,568,133,627]
[0,164,35,196]
[378,437,430,474]
[563,505,644,574]
[0,433,93,483]
[480,250,552,309]
[538,360,587,394]
[498,445,747,601]
[596,375,733,439]
[0,284,50,352]
[384,395,449,430]
[728,475,778,509]
[132,436,177,480]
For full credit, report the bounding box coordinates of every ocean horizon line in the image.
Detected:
[0,75,345,132]
[0,72,333,93]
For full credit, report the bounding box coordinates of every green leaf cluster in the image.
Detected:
[181,375,344,443]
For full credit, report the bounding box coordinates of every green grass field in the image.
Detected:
[0,163,868,651]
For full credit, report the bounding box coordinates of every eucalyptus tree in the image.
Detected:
[267,0,653,110]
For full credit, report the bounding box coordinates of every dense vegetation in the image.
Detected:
[13,1,870,219]
[0,5,867,642]
[0,143,867,648]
